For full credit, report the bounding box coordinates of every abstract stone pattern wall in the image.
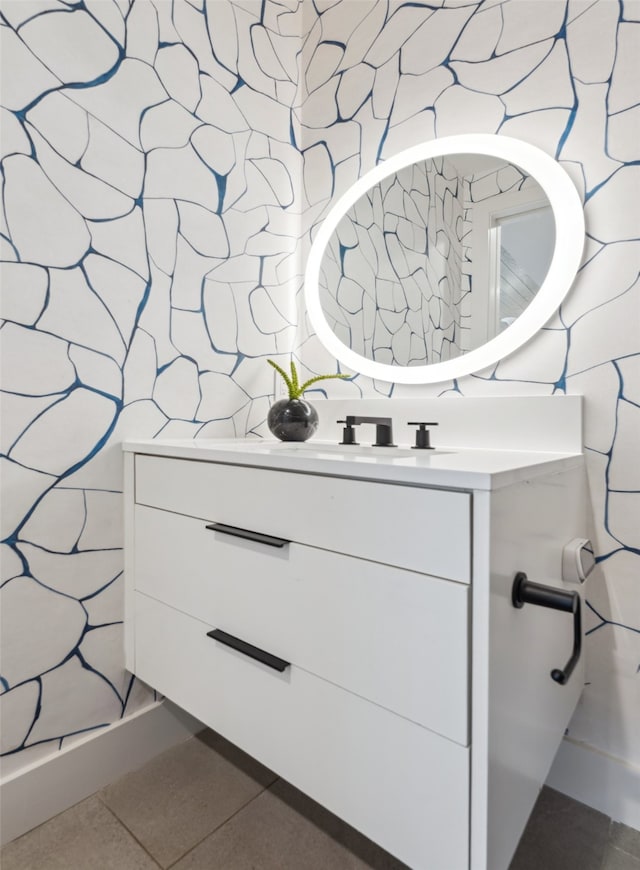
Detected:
[0,0,304,771]
[296,0,640,769]
[0,0,638,778]
[319,158,466,367]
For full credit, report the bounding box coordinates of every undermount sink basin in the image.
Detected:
[259,441,450,458]
[194,439,452,461]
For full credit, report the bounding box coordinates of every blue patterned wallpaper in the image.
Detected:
[1,0,638,779]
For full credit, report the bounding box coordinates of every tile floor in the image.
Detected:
[2,730,639,870]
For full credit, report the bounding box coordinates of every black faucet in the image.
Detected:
[338,416,396,447]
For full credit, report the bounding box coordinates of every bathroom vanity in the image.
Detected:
[123,398,590,870]
[120,136,590,868]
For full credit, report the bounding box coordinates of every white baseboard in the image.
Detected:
[0,700,202,846]
[546,737,640,831]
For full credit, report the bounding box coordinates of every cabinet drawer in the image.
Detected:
[134,454,471,582]
[134,504,469,744]
[134,593,469,870]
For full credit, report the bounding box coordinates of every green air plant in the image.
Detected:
[267,359,349,400]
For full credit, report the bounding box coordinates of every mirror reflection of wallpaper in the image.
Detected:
[320,158,465,366]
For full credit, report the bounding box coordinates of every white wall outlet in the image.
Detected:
[562,538,595,584]
[274,369,288,399]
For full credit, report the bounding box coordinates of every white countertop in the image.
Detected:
[122,437,583,491]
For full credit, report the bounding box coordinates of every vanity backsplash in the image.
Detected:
[308,395,582,453]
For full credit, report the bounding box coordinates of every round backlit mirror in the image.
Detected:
[304,135,585,384]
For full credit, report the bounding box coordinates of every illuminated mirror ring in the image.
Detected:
[304,134,585,384]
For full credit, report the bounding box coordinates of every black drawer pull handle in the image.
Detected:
[205,523,289,548]
[207,629,290,673]
[512,571,582,685]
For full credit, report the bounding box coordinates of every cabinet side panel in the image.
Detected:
[470,490,491,870]
[485,466,589,870]
[123,451,136,673]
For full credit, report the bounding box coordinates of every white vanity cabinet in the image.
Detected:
[123,439,588,870]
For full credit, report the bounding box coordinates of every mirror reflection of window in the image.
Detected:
[469,178,554,351]
[495,206,555,334]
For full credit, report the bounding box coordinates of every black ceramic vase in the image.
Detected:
[267,398,319,442]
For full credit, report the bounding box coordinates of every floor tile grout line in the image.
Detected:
[612,844,640,861]
[603,818,640,865]
[598,818,614,870]
[163,776,281,869]
[96,794,166,869]
[610,844,640,863]
[602,847,640,870]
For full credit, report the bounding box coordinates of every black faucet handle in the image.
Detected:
[337,419,359,445]
[407,421,438,450]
